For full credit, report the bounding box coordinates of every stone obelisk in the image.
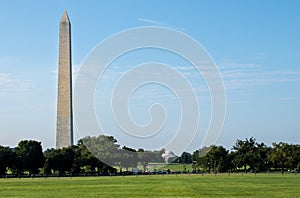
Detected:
[56,10,73,148]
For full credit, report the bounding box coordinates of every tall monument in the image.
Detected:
[56,10,73,148]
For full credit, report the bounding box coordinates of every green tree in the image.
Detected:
[291,144,300,171]
[81,135,120,167]
[205,145,229,173]
[177,152,192,164]
[14,140,44,174]
[269,142,295,172]
[76,140,105,173]
[255,143,272,172]
[232,137,257,172]
[117,146,138,171]
[190,146,212,172]
[191,150,200,162]
[138,149,157,171]
[44,146,75,175]
[0,146,16,175]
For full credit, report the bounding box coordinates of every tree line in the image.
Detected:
[0,136,299,176]
[190,138,300,173]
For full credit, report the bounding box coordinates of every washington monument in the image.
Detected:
[56,11,73,148]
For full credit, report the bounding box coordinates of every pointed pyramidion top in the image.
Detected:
[60,10,70,23]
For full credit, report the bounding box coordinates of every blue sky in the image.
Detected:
[0,0,299,151]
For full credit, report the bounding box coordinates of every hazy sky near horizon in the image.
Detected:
[0,0,299,151]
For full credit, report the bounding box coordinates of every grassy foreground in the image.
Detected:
[0,174,299,197]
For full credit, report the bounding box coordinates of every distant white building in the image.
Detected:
[161,151,176,163]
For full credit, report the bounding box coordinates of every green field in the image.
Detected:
[0,174,299,197]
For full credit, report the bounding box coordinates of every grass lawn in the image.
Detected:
[0,174,299,197]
